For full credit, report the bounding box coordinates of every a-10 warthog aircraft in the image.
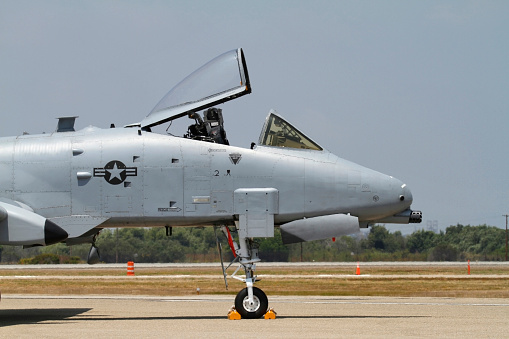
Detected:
[0,48,421,318]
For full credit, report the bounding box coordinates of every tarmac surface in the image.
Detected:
[1,294,508,338]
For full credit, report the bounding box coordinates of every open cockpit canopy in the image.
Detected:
[136,48,322,152]
[140,48,250,129]
[258,111,323,151]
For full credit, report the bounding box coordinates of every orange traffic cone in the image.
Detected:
[356,262,360,275]
[127,261,135,276]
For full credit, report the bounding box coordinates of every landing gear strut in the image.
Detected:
[87,234,101,265]
[216,225,269,319]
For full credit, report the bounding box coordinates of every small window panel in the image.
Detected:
[259,112,323,151]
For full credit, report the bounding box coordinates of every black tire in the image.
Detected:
[234,286,268,319]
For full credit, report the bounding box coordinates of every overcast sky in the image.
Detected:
[1,1,508,233]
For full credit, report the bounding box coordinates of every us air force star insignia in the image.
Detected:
[229,153,242,165]
[94,160,137,185]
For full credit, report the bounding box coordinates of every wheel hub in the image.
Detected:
[242,295,260,312]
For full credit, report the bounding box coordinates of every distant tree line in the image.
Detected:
[0,224,506,264]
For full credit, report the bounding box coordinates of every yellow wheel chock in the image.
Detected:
[227,306,277,320]
[264,308,277,320]
[227,307,241,320]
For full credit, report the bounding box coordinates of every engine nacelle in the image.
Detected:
[0,202,68,246]
[280,214,359,244]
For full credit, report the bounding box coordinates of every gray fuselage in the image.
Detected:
[0,126,412,239]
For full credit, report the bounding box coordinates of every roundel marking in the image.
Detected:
[93,160,138,185]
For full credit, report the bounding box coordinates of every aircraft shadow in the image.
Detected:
[61,315,426,321]
[0,308,92,327]
[0,309,427,326]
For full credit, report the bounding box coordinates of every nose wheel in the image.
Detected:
[235,286,268,319]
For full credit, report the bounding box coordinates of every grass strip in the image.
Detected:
[1,265,508,298]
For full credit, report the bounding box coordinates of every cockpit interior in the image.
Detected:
[185,107,229,145]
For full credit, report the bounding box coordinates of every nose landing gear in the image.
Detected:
[216,225,269,319]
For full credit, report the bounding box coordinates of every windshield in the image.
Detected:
[141,48,250,129]
[258,111,323,151]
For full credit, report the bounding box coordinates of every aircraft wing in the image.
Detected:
[140,48,251,129]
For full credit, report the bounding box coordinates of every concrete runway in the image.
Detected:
[1,294,508,338]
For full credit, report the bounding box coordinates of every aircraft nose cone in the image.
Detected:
[391,177,412,207]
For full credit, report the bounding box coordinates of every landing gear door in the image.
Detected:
[234,188,279,238]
